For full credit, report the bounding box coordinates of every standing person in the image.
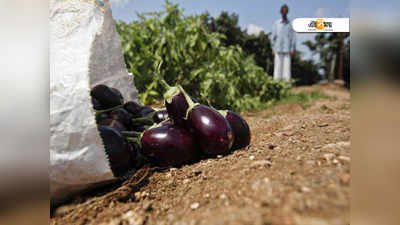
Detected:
[271,4,296,81]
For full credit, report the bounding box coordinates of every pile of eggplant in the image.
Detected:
[91,82,250,177]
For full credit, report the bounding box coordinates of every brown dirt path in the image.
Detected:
[51,83,350,225]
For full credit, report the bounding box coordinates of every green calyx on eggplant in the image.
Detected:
[159,80,198,126]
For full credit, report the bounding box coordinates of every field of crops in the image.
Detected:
[116,2,292,112]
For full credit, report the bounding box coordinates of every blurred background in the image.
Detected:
[351,1,400,225]
[0,0,49,224]
[111,0,350,110]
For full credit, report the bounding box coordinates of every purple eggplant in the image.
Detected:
[110,87,124,104]
[219,110,251,150]
[152,109,169,123]
[165,92,189,126]
[131,108,168,127]
[166,85,234,155]
[186,105,234,155]
[97,119,136,177]
[128,123,200,167]
[91,97,104,110]
[95,112,110,124]
[98,119,126,131]
[123,101,142,118]
[110,108,133,128]
[91,84,123,109]
[140,105,155,117]
[160,80,197,126]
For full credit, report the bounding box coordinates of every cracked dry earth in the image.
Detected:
[51,83,350,225]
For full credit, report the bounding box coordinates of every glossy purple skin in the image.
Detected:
[90,84,123,109]
[165,93,189,127]
[98,119,126,132]
[140,123,199,166]
[123,101,142,118]
[98,123,136,177]
[225,111,251,150]
[186,105,234,155]
[165,93,197,127]
[110,108,133,127]
[152,109,169,123]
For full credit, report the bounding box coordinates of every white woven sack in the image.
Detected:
[50,0,138,200]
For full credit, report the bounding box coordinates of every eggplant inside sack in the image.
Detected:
[91,81,250,175]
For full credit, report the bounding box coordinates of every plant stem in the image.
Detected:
[160,79,171,91]
[121,131,142,137]
[126,137,141,148]
[178,85,200,119]
[131,116,154,126]
[95,105,123,116]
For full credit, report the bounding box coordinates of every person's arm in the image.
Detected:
[271,21,277,53]
[290,22,296,56]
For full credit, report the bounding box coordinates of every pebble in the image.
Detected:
[134,192,141,200]
[338,155,350,162]
[219,194,227,199]
[301,187,311,193]
[217,155,223,158]
[251,160,272,168]
[143,201,152,211]
[183,178,190,184]
[141,192,149,198]
[339,173,351,185]
[337,141,350,148]
[190,202,200,209]
[249,155,255,160]
[323,153,335,162]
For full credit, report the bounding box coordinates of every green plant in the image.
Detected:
[275,90,331,105]
[116,1,291,112]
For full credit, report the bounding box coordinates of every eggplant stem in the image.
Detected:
[126,137,142,148]
[94,105,122,116]
[217,110,228,117]
[131,112,155,126]
[121,131,141,137]
[163,85,180,104]
[160,118,171,124]
[178,85,200,120]
[159,79,171,91]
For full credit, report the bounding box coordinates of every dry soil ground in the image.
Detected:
[51,83,350,225]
